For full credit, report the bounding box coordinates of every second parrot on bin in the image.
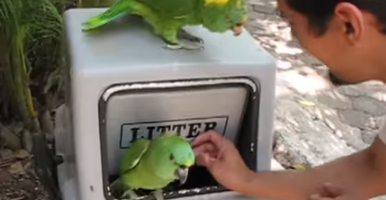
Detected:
[82,0,249,50]
[110,131,195,200]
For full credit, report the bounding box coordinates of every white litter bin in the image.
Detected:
[47,8,276,200]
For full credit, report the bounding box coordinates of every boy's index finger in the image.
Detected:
[191,130,223,147]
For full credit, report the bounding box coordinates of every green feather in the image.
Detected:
[111,132,195,199]
[81,0,248,49]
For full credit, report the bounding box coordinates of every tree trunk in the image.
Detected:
[0,35,17,121]
[10,35,40,132]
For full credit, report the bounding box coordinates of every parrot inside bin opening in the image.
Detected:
[109,131,195,200]
[81,0,248,50]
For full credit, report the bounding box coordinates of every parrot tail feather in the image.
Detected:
[82,0,134,31]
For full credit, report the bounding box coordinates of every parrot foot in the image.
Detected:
[152,189,164,200]
[178,29,204,44]
[121,189,138,200]
[165,42,204,50]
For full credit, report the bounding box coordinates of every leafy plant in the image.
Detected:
[0,0,64,133]
[0,0,117,148]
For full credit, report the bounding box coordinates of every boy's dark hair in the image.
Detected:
[286,0,386,35]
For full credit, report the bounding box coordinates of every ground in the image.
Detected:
[1,0,386,199]
[0,149,50,200]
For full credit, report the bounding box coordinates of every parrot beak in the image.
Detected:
[175,167,189,185]
[231,24,243,36]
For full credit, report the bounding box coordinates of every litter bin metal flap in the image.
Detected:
[104,84,248,175]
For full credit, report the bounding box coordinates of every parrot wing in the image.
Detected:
[139,0,198,18]
[119,139,151,175]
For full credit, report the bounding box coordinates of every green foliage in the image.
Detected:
[26,0,65,98]
[0,0,117,134]
[0,0,35,128]
[0,0,64,130]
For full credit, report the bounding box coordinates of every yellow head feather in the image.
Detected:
[204,0,231,6]
[242,14,248,23]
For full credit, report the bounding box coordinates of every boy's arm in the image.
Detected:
[236,136,386,200]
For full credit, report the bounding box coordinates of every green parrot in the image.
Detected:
[81,0,248,50]
[110,131,195,200]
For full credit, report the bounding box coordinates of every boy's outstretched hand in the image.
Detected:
[191,131,254,191]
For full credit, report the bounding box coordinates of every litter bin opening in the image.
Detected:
[99,77,260,200]
[107,165,220,199]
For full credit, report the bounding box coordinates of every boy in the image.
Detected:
[193,1,386,200]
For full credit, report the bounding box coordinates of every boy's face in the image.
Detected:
[277,0,386,85]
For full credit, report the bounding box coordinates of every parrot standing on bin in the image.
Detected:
[110,131,195,200]
[81,0,248,50]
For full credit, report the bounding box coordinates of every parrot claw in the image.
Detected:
[165,43,204,51]
[121,189,138,200]
[178,29,204,44]
[165,44,183,50]
[153,189,164,200]
[162,29,204,50]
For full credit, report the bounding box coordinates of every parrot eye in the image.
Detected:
[169,154,174,162]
